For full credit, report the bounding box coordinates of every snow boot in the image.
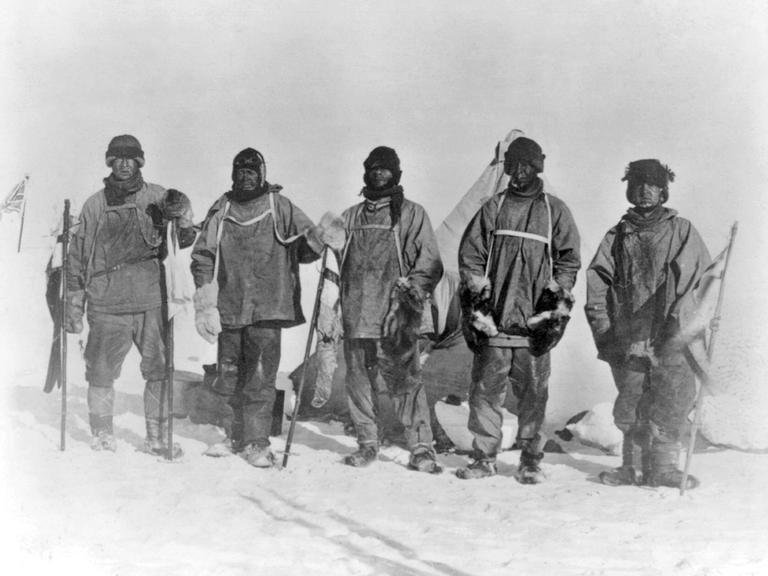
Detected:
[518,451,545,484]
[455,458,497,479]
[143,418,184,459]
[343,445,378,467]
[599,431,640,486]
[91,430,117,452]
[240,443,276,468]
[647,441,699,490]
[408,449,443,474]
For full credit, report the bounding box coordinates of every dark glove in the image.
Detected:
[161,189,193,227]
[64,290,85,334]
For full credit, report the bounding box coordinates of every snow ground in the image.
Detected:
[1,233,767,576]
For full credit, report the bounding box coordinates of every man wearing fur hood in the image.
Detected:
[457,137,581,483]
[191,148,322,468]
[338,146,444,473]
[65,134,195,456]
[585,159,711,489]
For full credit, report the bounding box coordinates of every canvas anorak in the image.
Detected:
[458,179,581,341]
[340,196,443,338]
[585,207,711,365]
[191,186,319,328]
[68,182,172,314]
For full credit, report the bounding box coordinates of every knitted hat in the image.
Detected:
[622,159,675,203]
[231,148,266,182]
[105,134,145,168]
[363,146,402,186]
[504,137,545,174]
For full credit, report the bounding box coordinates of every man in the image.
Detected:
[585,159,710,489]
[339,146,444,473]
[457,137,581,483]
[65,134,195,456]
[191,148,321,468]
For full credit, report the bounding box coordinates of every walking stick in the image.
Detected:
[164,220,176,461]
[680,221,738,495]
[282,247,328,468]
[60,200,71,451]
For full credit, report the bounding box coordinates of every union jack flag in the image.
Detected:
[1,177,27,216]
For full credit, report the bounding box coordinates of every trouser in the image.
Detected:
[344,338,433,453]
[216,325,281,448]
[610,351,696,444]
[468,345,550,460]
[85,308,167,434]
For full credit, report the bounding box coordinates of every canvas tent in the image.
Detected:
[292,129,557,421]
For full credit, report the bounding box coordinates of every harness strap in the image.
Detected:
[485,192,553,280]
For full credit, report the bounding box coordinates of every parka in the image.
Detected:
[585,207,711,363]
[458,179,581,338]
[340,195,443,339]
[191,186,318,328]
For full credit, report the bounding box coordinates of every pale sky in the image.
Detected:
[2,0,767,369]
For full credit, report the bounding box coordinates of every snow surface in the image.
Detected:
[2,221,768,576]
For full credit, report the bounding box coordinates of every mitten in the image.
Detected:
[193,283,221,344]
[64,290,85,334]
[161,188,193,228]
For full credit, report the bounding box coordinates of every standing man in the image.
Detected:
[65,134,195,456]
[191,148,321,468]
[585,159,710,489]
[457,137,581,483]
[339,146,444,473]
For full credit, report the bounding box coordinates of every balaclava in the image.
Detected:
[622,159,674,204]
[105,134,145,168]
[363,146,402,188]
[503,137,545,175]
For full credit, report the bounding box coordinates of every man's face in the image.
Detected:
[628,181,663,210]
[509,160,536,189]
[111,157,138,181]
[367,166,394,191]
[235,167,262,191]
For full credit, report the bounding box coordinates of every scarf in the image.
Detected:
[507,176,543,199]
[103,171,145,206]
[228,180,270,202]
[622,205,669,229]
[361,184,404,226]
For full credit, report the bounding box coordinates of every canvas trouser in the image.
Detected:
[468,345,551,460]
[216,325,281,448]
[344,338,433,453]
[609,351,696,443]
[85,308,167,433]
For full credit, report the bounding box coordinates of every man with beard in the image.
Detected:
[585,159,710,489]
[65,134,195,456]
[457,137,581,483]
[191,148,321,468]
[339,146,444,473]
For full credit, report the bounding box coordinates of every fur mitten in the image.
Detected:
[527,280,574,356]
[194,283,221,344]
[382,277,425,356]
[459,275,499,351]
[64,289,85,334]
[308,212,347,252]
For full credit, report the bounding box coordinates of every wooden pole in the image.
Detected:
[60,199,71,451]
[282,248,328,468]
[680,221,738,495]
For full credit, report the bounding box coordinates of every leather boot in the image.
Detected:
[599,431,639,486]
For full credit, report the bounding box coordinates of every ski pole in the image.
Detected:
[282,247,328,468]
[60,200,71,451]
[680,221,738,495]
[164,220,176,461]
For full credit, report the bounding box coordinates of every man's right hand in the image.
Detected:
[64,290,85,334]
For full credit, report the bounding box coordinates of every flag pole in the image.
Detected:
[680,221,738,495]
[16,175,29,253]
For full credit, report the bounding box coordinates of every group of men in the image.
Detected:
[64,133,711,489]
